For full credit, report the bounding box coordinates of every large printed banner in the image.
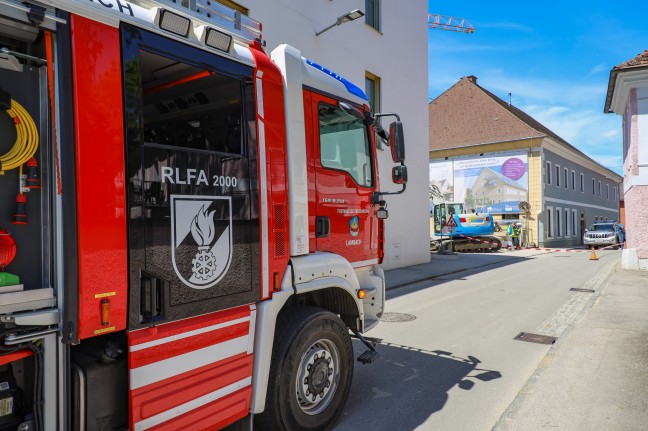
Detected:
[429,154,528,214]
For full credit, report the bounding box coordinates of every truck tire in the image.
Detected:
[256,307,353,431]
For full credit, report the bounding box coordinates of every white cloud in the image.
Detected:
[601,130,619,137]
[482,74,604,106]
[589,63,608,75]
[520,104,623,167]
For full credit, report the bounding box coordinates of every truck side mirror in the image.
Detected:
[389,121,404,163]
[392,165,407,185]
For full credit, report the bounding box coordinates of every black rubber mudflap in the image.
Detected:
[357,349,380,364]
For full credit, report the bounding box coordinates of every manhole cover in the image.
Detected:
[379,312,416,322]
[514,332,557,345]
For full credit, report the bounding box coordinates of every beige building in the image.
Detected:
[430,76,622,247]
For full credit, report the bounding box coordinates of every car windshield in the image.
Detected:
[589,223,615,231]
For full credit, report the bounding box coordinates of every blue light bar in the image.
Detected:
[306,59,368,101]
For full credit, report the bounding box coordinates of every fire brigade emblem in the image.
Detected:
[349,216,360,237]
[170,195,232,289]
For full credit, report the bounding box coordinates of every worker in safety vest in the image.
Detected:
[510,223,520,247]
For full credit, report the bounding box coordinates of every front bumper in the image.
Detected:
[583,236,616,246]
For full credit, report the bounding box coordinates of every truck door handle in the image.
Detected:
[316,216,330,238]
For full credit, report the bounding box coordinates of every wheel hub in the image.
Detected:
[296,340,340,415]
[304,351,332,398]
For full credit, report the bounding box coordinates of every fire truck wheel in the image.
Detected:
[257,306,353,431]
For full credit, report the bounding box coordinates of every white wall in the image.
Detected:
[240,0,430,269]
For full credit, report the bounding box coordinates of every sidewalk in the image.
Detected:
[492,264,648,431]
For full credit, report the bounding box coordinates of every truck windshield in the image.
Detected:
[433,203,464,233]
[318,104,372,187]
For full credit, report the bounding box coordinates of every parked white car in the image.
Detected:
[583,223,620,249]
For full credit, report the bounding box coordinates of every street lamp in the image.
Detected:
[315,9,365,36]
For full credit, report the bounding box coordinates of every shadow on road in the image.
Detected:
[336,341,502,430]
[387,252,530,300]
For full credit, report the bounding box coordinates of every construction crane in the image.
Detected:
[428,14,475,33]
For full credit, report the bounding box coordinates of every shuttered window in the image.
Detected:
[365,0,381,31]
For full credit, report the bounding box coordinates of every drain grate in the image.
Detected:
[570,288,595,293]
[514,332,557,345]
[379,312,417,322]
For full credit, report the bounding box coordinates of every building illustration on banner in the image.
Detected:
[430,154,528,214]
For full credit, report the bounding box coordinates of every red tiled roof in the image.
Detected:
[428,76,569,151]
[613,50,648,70]
[605,50,648,113]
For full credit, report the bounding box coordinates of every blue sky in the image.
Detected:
[427,1,648,175]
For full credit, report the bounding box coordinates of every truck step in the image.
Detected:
[357,349,380,364]
[350,333,382,345]
[363,335,383,345]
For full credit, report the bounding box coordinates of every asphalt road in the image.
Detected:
[335,248,619,431]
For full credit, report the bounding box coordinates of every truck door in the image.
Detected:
[305,92,379,265]
[121,26,259,430]
[122,25,259,327]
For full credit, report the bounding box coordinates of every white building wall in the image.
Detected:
[240,0,430,269]
[609,70,648,269]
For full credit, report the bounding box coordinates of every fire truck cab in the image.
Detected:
[0,1,407,430]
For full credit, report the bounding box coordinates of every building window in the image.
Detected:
[565,209,569,236]
[598,180,601,196]
[365,71,381,114]
[614,186,617,201]
[555,165,560,187]
[606,184,609,200]
[365,0,381,31]
[547,207,553,238]
[580,173,584,192]
[571,170,576,191]
[592,178,595,195]
[546,162,552,184]
[564,168,568,189]
[572,209,577,237]
[365,72,381,148]
[556,207,562,237]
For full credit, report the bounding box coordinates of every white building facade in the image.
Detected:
[237,0,431,269]
[606,52,648,270]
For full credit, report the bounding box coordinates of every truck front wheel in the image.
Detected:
[257,307,353,431]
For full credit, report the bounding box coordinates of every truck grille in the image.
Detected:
[589,233,610,239]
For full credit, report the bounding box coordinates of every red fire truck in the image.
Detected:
[0,0,407,429]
